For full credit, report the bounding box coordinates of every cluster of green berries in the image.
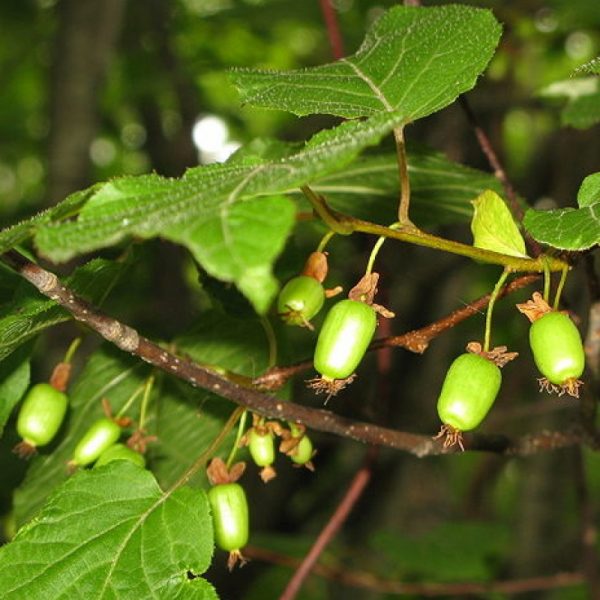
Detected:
[14,362,146,469]
[436,292,585,449]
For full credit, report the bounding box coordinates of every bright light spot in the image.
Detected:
[534,8,558,33]
[192,116,229,153]
[90,138,117,167]
[121,123,146,149]
[565,31,593,60]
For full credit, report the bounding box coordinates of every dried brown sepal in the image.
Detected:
[126,429,156,454]
[466,342,518,368]
[102,397,114,419]
[12,440,37,459]
[50,362,72,393]
[516,291,552,323]
[239,414,285,447]
[324,285,343,299]
[207,457,230,485]
[372,303,395,319]
[227,549,248,571]
[301,251,328,283]
[292,458,315,472]
[259,465,277,483]
[306,374,356,402]
[433,424,465,452]
[228,461,246,483]
[538,377,584,399]
[348,272,379,304]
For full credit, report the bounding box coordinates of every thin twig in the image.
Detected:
[301,185,567,272]
[279,450,374,600]
[246,545,584,596]
[1,250,594,457]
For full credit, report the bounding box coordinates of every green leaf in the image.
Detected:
[231,5,501,120]
[471,190,528,257]
[524,172,600,251]
[574,55,600,76]
[33,112,407,313]
[0,257,128,363]
[540,77,600,129]
[306,148,505,227]
[0,462,217,599]
[152,312,271,488]
[0,343,31,437]
[0,186,97,255]
[578,173,600,207]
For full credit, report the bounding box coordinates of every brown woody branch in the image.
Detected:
[246,544,583,596]
[1,251,593,457]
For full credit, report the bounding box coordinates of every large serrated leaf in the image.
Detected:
[0,462,217,599]
[0,257,128,363]
[471,190,528,257]
[524,172,600,251]
[33,112,407,313]
[231,5,501,120]
[0,186,98,255]
[306,149,505,227]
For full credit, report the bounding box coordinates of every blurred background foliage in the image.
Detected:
[1,1,599,598]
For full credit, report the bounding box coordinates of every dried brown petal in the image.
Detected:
[516,291,552,323]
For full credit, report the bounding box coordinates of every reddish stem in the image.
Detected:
[319,0,344,60]
[279,451,373,600]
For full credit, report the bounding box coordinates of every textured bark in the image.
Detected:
[47,0,125,204]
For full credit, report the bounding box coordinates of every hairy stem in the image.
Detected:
[302,187,568,273]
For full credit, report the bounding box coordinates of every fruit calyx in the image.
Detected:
[465,341,519,368]
[348,272,394,318]
[207,456,246,485]
[515,291,552,323]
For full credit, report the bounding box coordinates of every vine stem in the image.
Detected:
[316,229,336,253]
[116,383,145,420]
[1,250,592,457]
[279,451,373,600]
[318,0,344,60]
[553,264,569,310]
[483,268,511,352]
[301,186,568,273]
[63,336,82,364]
[225,409,248,469]
[138,375,154,431]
